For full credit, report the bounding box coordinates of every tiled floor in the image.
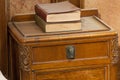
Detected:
[0,71,7,80]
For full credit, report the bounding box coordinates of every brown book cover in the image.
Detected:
[35,1,80,22]
[34,15,81,32]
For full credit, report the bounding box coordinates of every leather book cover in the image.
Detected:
[35,1,80,22]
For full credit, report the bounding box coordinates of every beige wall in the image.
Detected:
[9,0,50,18]
[84,0,120,44]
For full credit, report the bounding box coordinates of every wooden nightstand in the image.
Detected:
[8,9,119,80]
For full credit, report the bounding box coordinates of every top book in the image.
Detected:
[35,1,81,22]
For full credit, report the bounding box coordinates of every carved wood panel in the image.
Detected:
[35,67,106,80]
[111,37,119,64]
[18,45,32,71]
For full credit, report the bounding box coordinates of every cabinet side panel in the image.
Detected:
[0,0,8,77]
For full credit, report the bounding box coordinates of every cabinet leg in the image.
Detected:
[8,36,17,80]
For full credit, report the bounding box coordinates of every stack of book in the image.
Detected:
[34,1,81,32]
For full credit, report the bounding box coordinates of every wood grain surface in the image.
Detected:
[35,67,105,80]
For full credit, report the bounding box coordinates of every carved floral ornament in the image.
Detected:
[111,37,119,64]
[18,45,32,71]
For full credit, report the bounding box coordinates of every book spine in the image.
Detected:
[34,15,46,32]
[35,5,47,22]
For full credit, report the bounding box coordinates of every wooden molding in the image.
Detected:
[81,8,98,17]
[0,0,8,78]
[51,0,84,8]
[80,0,84,9]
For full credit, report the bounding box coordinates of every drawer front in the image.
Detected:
[33,66,107,80]
[32,41,109,64]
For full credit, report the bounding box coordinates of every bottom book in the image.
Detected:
[35,15,81,32]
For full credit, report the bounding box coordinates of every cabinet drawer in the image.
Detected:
[33,66,107,80]
[32,41,109,64]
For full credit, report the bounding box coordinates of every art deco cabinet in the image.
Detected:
[0,0,84,78]
[8,10,119,80]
